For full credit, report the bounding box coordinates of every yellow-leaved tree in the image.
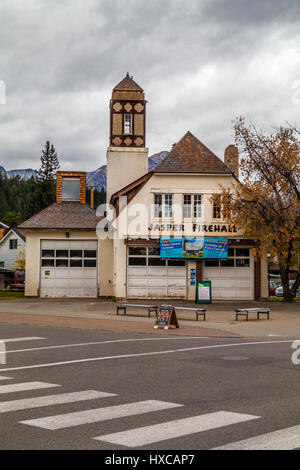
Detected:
[213,117,300,302]
[14,250,25,272]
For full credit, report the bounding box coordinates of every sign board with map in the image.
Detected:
[196,281,212,304]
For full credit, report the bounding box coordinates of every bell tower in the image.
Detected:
[106,73,149,202]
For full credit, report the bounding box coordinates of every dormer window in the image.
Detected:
[124,114,133,134]
[56,171,86,204]
[62,178,80,201]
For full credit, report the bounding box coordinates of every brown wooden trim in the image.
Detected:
[196,260,203,282]
[254,256,261,300]
[124,238,159,246]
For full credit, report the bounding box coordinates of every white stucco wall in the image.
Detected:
[21,231,101,297]
[106,147,148,202]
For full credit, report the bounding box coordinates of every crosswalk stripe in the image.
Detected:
[21,400,182,430]
[0,390,115,413]
[0,376,13,381]
[0,382,60,394]
[94,411,259,447]
[213,426,300,450]
[0,337,45,343]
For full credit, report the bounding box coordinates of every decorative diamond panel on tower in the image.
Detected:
[124,137,132,146]
[134,137,144,146]
[124,102,133,112]
[134,103,144,112]
[112,137,122,146]
[113,102,122,112]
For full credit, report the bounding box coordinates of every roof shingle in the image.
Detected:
[154,131,233,174]
[18,202,101,231]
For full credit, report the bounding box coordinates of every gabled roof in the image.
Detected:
[113,73,143,92]
[18,202,101,231]
[0,222,9,229]
[154,131,233,174]
[110,171,154,208]
[0,228,25,245]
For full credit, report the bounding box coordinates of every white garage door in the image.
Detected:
[40,240,98,298]
[204,247,253,300]
[127,246,187,299]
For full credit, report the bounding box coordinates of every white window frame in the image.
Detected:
[153,194,173,219]
[183,194,202,220]
[124,114,133,134]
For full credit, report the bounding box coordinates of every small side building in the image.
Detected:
[18,171,102,298]
[0,228,26,270]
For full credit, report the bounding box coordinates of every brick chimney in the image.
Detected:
[224,145,239,178]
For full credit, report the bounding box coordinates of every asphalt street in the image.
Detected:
[0,322,300,450]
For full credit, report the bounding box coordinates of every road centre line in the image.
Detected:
[0,337,45,343]
[0,340,294,372]
[5,336,224,354]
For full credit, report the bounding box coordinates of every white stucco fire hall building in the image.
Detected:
[19,74,268,301]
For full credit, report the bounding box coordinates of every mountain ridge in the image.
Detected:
[0,151,168,191]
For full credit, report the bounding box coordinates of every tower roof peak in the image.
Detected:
[113,73,143,92]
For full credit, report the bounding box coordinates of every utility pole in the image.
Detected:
[87,184,95,209]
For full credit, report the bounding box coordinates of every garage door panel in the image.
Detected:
[127,288,147,298]
[148,287,167,297]
[127,249,186,299]
[205,262,253,300]
[83,269,97,279]
[40,240,97,298]
[127,266,147,276]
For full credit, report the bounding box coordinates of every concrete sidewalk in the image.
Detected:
[0,298,299,338]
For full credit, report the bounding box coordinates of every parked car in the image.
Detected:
[275,281,300,298]
[269,280,281,296]
[3,270,25,290]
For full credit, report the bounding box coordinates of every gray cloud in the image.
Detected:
[0,0,299,171]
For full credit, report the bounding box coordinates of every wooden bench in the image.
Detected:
[235,308,270,322]
[174,307,206,321]
[116,304,158,318]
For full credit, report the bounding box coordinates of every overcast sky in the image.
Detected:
[0,0,300,171]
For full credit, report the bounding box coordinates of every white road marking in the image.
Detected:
[95,411,259,447]
[0,337,45,343]
[0,340,293,372]
[0,376,13,381]
[0,390,115,413]
[21,400,182,430]
[7,336,211,354]
[214,425,300,450]
[0,382,60,394]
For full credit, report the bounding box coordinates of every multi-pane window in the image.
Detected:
[193,195,202,218]
[183,195,192,218]
[9,239,18,249]
[128,246,185,267]
[213,203,221,219]
[41,249,97,268]
[124,114,133,134]
[154,194,173,218]
[204,248,250,267]
[183,194,202,218]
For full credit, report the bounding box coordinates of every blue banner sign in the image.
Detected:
[160,237,228,259]
[204,237,228,259]
[160,238,183,258]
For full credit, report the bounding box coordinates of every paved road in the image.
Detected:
[0,322,300,450]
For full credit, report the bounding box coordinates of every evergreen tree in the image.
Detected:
[30,141,60,211]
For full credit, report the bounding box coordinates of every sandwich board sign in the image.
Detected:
[196,280,212,304]
[154,305,179,330]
